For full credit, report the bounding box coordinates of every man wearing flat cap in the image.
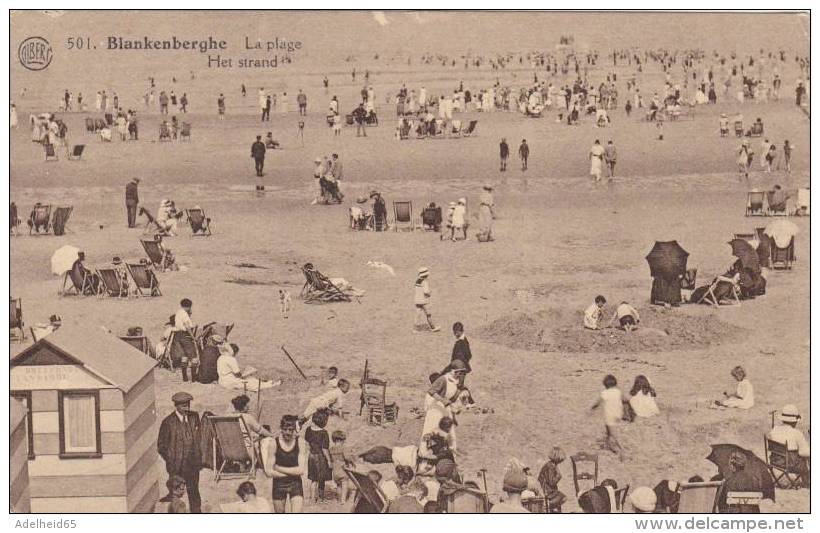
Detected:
[157,391,203,513]
[125,178,140,228]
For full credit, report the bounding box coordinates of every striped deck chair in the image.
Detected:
[28,204,52,235]
[393,201,415,231]
[97,267,129,298]
[345,468,387,513]
[210,415,258,482]
[126,262,162,296]
[300,263,351,303]
[185,207,212,236]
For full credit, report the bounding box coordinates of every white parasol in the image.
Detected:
[50,245,80,275]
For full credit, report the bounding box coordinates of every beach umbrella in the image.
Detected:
[706,444,775,501]
[764,219,799,248]
[728,239,760,273]
[645,241,689,279]
[50,245,79,275]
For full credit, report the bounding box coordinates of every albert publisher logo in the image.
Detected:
[19,37,53,71]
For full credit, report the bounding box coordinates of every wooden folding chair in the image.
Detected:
[392,201,415,231]
[51,206,73,236]
[745,191,765,216]
[84,117,95,132]
[766,191,788,216]
[765,437,808,489]
[570,452,599,497]
[29,204,52,235]
[67,145,85,160]
[300,263,351,303]
[210,415,258,482]
[676,481,722,513]
[180,122,191,141]
[126,262,162,296]
[10,298,25,342]
[141,238,169,271]
[770,237,795,270]
[446,488,490,513]
[361,377,392,426]
[97,268,129,298]
[462,120,478,137]
[345,468,387,513]
[185,207,212,236]
[697,275,741,306]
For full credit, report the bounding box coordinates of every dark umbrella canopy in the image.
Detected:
[646,241,689,279]
[728,239,761,273]
[707,444,775,501]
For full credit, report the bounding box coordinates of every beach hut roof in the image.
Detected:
[11,325,156,393]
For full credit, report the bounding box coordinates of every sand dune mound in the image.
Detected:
[480,306,745,353]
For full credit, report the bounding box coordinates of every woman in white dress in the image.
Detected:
[628,375,660,418]
[421,361,467,452]
[589,140,605,181]
[217,343,278,391]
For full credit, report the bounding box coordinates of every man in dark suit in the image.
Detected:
[250,135,266,177]
[125,178,139,228]
[157,392,202,513]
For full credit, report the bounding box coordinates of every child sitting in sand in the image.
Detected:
[716,365,754,409]
[584,295,607,330]
[627,375,660,419]
[607,301,641,331]
[590,374,625,460]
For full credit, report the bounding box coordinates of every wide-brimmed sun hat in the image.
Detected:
[417,267,430,278]
[779,404,801,422]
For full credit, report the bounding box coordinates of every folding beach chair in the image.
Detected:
[570,452,599,497]
[733,120,743,137]
[462,120,478,137]
[51,206,73,236]
[210,415,259,483]
[61,264,98,296]
[28,204,52,235]
[695,275,741,306]
[765,437,808,489]
[770,237,795,270]
[10,298,25,342]
[361,377,397,426]
[300,263,351,303]
[126,262,162,296]
[446,488,490,513]
[84,117,95,132]
[180,122,191,141]
[450,119,463,137]
[10,202,21,236]
[766,191,788,216]
[392,201,415,232]
[614,485,630,512]
[140,238,169,271]
[159,123,172,141]
[750,122,764,137]
[67,145,85,160]
[44,143,59,161]
[94,118,106,132]
[745,191,765,216]
[119,335,151,355]
[201,322,234,342]
[97,268,129,298]
[421,205,442,231]
[185,207,212,236]
[675,481,722,513]
[345,468,387,513]
[794,188,810,216]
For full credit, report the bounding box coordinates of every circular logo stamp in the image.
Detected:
[19,37,53,71]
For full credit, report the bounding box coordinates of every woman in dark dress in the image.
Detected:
[651,275,682,306]
[304,410,333,503]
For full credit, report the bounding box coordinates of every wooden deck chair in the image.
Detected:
[51,206,73,236]
[201,322,234,341]
[571,452,599,497]
[794,188,810,216]
[180,122,192,141]
[675,481,722,513]
[345,468,387,513]
[393,201,414,231]
[44,143,59,161]
[300,263,351,303]
[158,123,172,141]
[361,377,388,426]
[84,117,95,132]
[462,120,478,137]
[61,265,97,296]
[746,191,765,216]
[446,487,490,513]
[614,485,630,512]
[28,204,52,234]
[10,298,25,342]
[94,118,106,131]
[696,275,741,306]
[770,237,795,270]
[119,335,151,355]
[733,120,744,137]
[97,268,129,298]
[185,207,212,236]
[140,238,169,271]
[210,415,258,482]
[126,262,162,296]
[67,145,85,160]
[764,437,808,489]
[766,191,788,216]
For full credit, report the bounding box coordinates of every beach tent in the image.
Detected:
[10,325,158,512]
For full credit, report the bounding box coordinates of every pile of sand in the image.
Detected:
[480,306,745,353]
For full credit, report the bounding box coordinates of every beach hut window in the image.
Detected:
[11,391,35,459]
[58,390,101,457]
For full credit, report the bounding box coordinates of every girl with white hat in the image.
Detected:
[414,267,440,333]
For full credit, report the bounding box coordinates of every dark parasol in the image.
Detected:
[728,239,761,273]
[706,444,775,501]
[646,240,689,279]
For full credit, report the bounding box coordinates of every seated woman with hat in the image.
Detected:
[217,343,281,391]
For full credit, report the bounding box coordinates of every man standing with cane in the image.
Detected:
[125,178,140,228]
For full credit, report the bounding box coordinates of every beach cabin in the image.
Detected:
[10,325,159,513]
[11,398,31,513]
